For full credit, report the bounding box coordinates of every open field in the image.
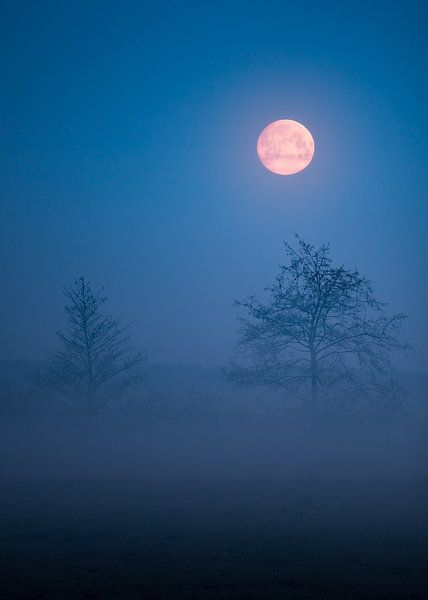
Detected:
[1,478,427,599]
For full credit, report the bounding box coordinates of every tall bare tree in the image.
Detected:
[46,277,146,417]
[229,236,408,419]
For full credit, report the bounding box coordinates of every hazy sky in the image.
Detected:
[1,1,427,370]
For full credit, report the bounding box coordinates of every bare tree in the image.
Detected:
[229,236,408,420]
[46,277,146,417]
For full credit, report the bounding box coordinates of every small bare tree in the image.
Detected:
[46,277,146,417]
[229,236,408,420]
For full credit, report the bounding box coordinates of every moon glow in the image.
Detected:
[257,119,315,175]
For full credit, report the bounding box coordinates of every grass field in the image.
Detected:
[1,478,427,599]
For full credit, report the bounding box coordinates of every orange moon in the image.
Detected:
[257,119,315,175]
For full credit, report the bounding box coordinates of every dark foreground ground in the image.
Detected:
[1,478,428,600]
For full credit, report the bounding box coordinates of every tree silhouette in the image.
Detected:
[46,277,146,417]
[229,236,408,419]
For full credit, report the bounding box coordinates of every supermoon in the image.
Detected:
[257,119,315,175]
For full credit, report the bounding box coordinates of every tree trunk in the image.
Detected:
[85,373,97,420]
[310,347,318,421]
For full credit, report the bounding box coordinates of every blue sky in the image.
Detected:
[0,1,427,370]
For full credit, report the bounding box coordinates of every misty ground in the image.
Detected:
[1,418,428,599]
[1,479,428,599]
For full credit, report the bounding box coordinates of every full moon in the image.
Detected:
[257,119,315,175]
